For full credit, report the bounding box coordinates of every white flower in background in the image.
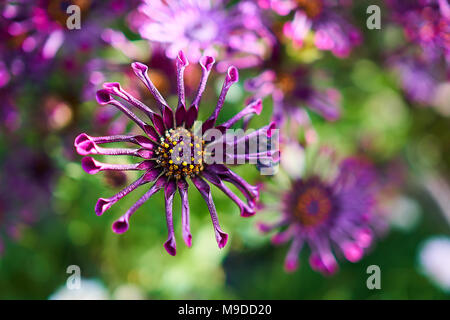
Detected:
[48,278,109,300]
[280,141,305,179]
[385,196,421,232]
[419,236,450,292]
[112,284,145,300]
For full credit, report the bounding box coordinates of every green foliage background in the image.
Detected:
[0,0,449,299]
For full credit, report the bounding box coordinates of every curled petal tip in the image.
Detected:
[226,66,239,83]
[76,140,97,155]
[355,228,373,248]
[324,264,338,276]
[241,208,255,217]
[96,89,113,105]
[112,218,129,234]
[164,238,177,256]
[200,55,215,71]
[103,82,121,91]
[131,61,148,73]
[256,222,271,233]
[252,99,263,115]
[184,234,192,248]
[271,232,288,245]
[95,198,112,216]
[81,157,101,174]
[309,254,337,275]
[309,254,322,271]
[284,259,299,273]
[268,121,277,130]
[177,50,189,67]
[316,255,338,275]
[216,229,228,249]
[343,243,363,263]
[74,133,91,148]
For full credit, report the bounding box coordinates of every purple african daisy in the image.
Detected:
[0,0,137,86]
[387,0,450,62]
[245,68,341,141]
[259,0,362,57]
[0,146,55,256]
[389,56,440,105]
[74,51,275,256]
[257,147,379,274]
[385,0,450,106]
[128,0,275,72]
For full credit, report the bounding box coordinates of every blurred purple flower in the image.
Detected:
[389,56,440,105]
[0,91,21,132]
[259,0,362,57]
[387,0,450,62]
[0,0,137,87]
[74,51,274,255]
[245,69,341,131]
[128,0,275,72]
[386,0,450,106]
[258,150,380,274]
[0,146,55,255]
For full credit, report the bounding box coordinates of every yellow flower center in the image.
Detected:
[155,127,205,180]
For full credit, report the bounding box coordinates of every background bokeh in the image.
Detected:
[0,0,449,299]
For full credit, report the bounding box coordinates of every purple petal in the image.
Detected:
[74,133,156,149]
[95,168,161,216]
[176,50,189,111]
[256,219,289,233]
[185,105,198,129]
[151,113,166,135]
[74,133,92,147]
[191,176,228,249]
[206,66,239,126]
[208,164,260,204]
[163,105,174,130]
[191,56,215,109]
[271,226,294,245]
[354,227,373,249]
[112,175,166,234]
[203,170,255,217]
[131,61,169,113]
[81,157,154,174]
[177,179,192,247]
[163,180,177,256]
[312,242,339,275]
[95,89,149,133]
[220,99,263,129]
[143,124,161,142]
[284,238,303,272]
[175,103,187,127]
[96,89,112,105]
[112,217,130,234]
[341,241,364,263]
[103,82,154,116]
[75,138,151,158]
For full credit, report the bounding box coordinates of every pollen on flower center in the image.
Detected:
[293,184,333,227]
[155,127,205,180]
